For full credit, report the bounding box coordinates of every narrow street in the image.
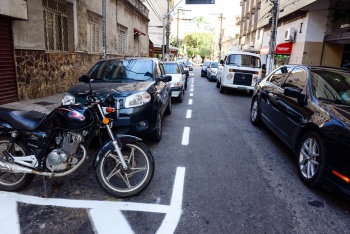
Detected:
[1,65,350,233]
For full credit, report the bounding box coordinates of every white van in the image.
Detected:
[216,51,262,94]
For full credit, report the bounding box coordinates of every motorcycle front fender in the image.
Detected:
[93,134,142,167]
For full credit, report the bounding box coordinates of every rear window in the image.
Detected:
[211,62,218,68]
[226,54,261,68]
[311,69,350,101]
[164,63,180,74]
[204,61,210,66]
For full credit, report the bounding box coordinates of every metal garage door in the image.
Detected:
[0,17,18,104]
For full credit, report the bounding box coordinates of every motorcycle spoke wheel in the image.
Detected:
[96,142,154,198]
[0,137,35,191]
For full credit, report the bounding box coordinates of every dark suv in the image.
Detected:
[62,58,172,142]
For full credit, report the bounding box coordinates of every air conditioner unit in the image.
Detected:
[284,28,296,41]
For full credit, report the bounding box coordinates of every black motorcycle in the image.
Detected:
[0,75,154,198]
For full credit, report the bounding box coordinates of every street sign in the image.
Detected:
[186,0,215,4]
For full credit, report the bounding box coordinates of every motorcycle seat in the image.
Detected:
[0,108,46,131]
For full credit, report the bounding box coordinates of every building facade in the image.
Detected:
[0,0,149,104]
[239,0,350,69]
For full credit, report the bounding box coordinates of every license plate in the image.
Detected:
[237,86,247,90]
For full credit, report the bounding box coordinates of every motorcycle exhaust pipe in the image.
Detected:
[0,145,86,177]
[0,160,33,174]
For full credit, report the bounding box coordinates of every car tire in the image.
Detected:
[165,97,172,115]
[250,97,261,126]
[297,131,326,188]
[219,83,225,93]
[148,112,162,142]
[177,89,184,103]
[216,80,220,88]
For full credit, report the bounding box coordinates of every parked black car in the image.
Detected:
[250,65,350,199]
[201,61,211,77]
[62,58,172,142]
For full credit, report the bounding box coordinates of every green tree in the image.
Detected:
[182,32,213,61]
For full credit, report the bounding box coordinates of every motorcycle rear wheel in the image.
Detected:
[0,136,35,191]
[96,142,154,198]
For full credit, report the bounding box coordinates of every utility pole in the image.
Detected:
[162,0,183,61]
[266,0,280,75]
[166,0,170,59]
[218,13,223,59]
[102,0,106,59]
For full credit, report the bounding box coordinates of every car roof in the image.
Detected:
[98,57,159,63]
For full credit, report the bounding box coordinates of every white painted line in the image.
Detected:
[190,88,194,92]
[186,109,192,119]
[0,166,187,234]
[156,167,186,234]
[190,93,193,97]
[89,208,133,234]
[191,84,193,88]
[188,99,193,105]
[182,127,190,145]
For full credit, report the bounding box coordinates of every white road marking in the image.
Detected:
[0,167,186,234]
[190,88,194,92]
[182,127,190,145]
[191,84,193,88]
[190,93,193,97]
[188,99,193,105]
[186,110,192,119]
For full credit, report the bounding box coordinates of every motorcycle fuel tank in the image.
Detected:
[40,104,94,131]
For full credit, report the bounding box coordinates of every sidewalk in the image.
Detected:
[0,93,64,114]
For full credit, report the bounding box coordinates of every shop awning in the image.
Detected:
[134,28,145,35]
[260,42,293,55]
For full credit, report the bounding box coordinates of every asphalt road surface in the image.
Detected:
[1,65,350,234]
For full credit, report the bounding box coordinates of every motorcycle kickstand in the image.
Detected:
[42,176,60,198]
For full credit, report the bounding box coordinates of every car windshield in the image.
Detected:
[164,63,180,74]
[226,54,261,68]
[204,61,210,66]
[311,69,350,103]
[88,59,154,82]
[211,62,218,68]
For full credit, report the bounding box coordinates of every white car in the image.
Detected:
[206,61,218,81]
[163,62,187,103]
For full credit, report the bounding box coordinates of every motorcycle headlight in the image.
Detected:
[125,91,151,108]
[61,92,75,105]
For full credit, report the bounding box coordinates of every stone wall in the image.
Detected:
[15,50,104,100]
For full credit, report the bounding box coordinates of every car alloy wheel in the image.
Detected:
[298,132,326,187]
[250,98,261,126]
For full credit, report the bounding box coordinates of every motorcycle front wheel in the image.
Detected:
[96,142,154,198]
[0,136,35,191]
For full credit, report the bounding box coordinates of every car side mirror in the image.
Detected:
[182,70,189,75]
[284,87,307,105]
[159,75,172,82]
[79,74,90,83]
[220,60,224,65]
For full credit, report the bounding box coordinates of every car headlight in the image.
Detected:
[61,92,75,105]
[125,91,151,108]
[171,82,181,87]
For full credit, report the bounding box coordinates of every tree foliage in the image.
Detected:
[182,32,213,59]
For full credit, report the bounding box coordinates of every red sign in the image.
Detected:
[275,42,293,54]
